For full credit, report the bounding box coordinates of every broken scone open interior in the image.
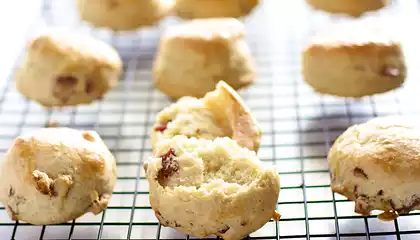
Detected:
[152,81,261,152]
[144,135,280,240]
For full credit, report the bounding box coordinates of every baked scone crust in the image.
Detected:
[306,0,389,17]
[15,29,122,107]
[302,22,406,98]
[0,128,117,225]
[76,0,172,31]
[153,18,256,98]
[151,81,261,152]
[328,118,420,220]
[173,0,260,19]
[144,136,280,240]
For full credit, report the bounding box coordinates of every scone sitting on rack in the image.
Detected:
[76,0,172,31]
[15,29,122,107]
[328,117,420,221]
[302,21,406,98]
[173,0,260,19]
[144,136,280,240]
[0,128,117,225]
[151,81,261,152]
[153,18,256,98]
[306,0,389,17]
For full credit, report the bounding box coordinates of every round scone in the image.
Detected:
[153,18,256,98]
[151,81,261,152]
[76,0,172,31]
[328,117,420,220]
[0,128,117,225]
[302,21,406,98]
[15,29,122,107]
[306,0,389,17]
[144,136,280,240]
[173,0,260,19]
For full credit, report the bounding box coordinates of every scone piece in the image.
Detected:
[153,18,256,98]
[76,0,172,31]
[302,21,406,98]
[328,117,420,221]
[144,136,280,240]
[15,29,122,107]
[151,81,261,152]
[306,0,389,17]
[173,0,260,19]
[0,128,117,225]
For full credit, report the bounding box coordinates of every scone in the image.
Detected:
[76,0,172,31]
[328,117,420,221]
[302,21,406,98]
[15,29,122,107]
[306,0,389,17]
[153,18,256,98]
[173,0,260,19]
[144,136,280,240]
[0,128,117,225]
[151,81,261,152]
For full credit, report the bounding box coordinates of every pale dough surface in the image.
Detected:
[15,29,122,107]
[153,18,256,98]
[329,117,420,220]
[0,128,117,225]
[302,21,406,98]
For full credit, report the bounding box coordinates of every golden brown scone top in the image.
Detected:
[173,0,260,19]
[329,117,420,179]
[29,29,122,71]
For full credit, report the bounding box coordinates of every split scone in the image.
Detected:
[328,117,420,221]
[76,0,172,31]
[15,29,122,107]
[153,18,256,98]
[144,136,280,240]
[306,0,389,17]
[151,81,261,152]
[0,128,117,225]
[173,0,260,19]
[302,21,406,98]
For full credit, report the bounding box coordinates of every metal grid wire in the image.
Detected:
[1,0,420,239]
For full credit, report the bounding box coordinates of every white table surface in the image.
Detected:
[0,0,42,81]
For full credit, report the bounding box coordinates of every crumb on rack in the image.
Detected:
[272,210,281,221]
[45,119,60,128]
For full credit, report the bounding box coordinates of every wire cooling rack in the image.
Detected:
[2,0,420,239]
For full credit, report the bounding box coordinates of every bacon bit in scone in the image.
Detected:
[383,67,400,77]
[355,196,370,216]
[57,76,78,87]
[353,167,368,180]
[154,121,170,132]
[83,131,95,142]
[53,75,78,102]
[157,148,179,186]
